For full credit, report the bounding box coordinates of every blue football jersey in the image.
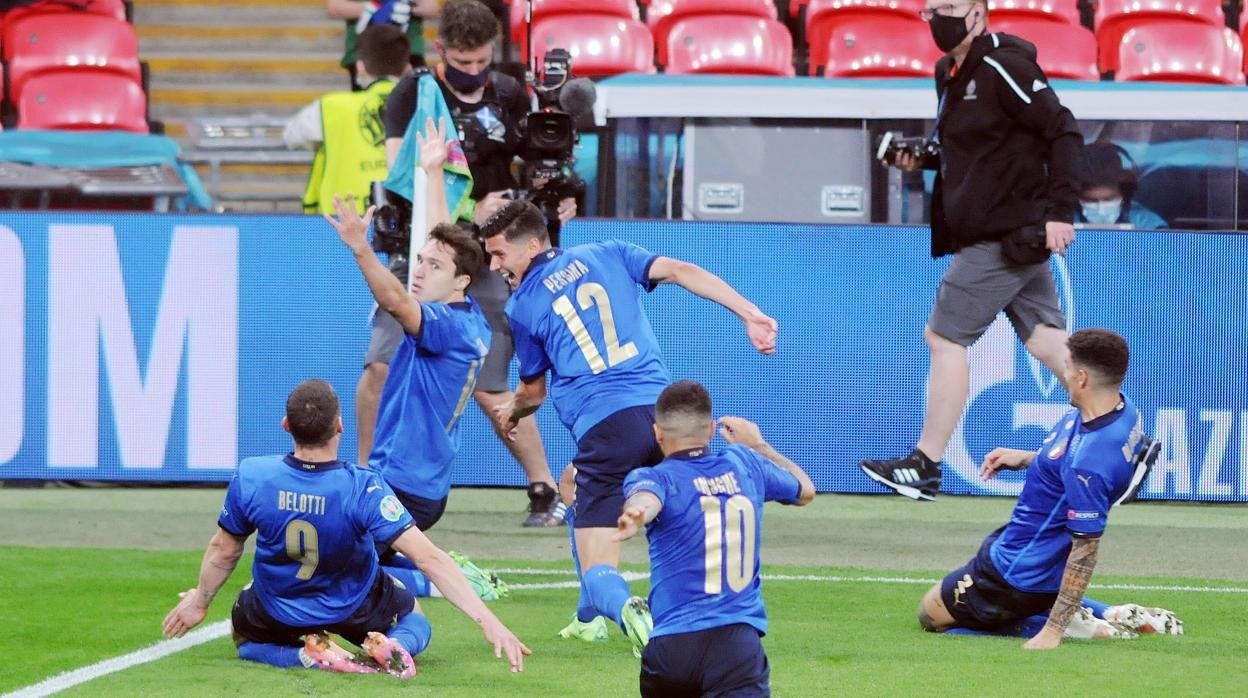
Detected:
[990,395,1147,593]
[623,445,802,638]
[218,454,414,627]
[371,299,491,500]
[505,241,671,441]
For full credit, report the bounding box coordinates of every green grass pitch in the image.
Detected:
[2,488,1245,696]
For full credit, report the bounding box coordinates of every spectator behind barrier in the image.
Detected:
[1075,141,1167,230]
[284,24,412,215]
[326,0,438,90]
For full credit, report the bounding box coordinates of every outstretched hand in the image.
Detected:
[162,588,207,639]
[481,618,532,672]
[416,116,449,174]
[323,194,375,253]
[979,447,1032,481]
[744,309,778,355]
[615,505,647,542]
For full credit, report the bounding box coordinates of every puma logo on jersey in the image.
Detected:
[1075,474,1092,488]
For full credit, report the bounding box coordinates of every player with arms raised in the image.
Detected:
[479,200,778,654]
[617,380,814,696]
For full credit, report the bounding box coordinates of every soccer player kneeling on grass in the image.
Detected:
[918,328,1182,648]
[616,381,815,696]
[161,380,530,676]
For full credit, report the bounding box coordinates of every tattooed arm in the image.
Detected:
[1023,536,1100,650]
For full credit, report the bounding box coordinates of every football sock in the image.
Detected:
[383,564,433,597]
[389,611,433,656]
[567,509,599,623]
[238,641,304,668]
[583,564,630,627]
[1082,597,1110,619]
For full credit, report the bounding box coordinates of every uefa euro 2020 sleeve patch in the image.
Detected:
[379,495,404,522]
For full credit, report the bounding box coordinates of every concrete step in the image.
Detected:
[145,52,344,89]
[137,23,342,54]
[135,2,330,26]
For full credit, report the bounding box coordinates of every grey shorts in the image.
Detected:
[362,264,515,393]
[928,241,1065,347]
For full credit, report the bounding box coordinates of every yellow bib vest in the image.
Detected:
[302,78,397,215]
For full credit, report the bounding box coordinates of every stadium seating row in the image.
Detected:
[507,0,1248,84]
[0,1,146,134]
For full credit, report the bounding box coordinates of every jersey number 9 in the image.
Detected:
[285,520,320,580]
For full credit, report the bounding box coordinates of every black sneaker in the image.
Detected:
[859,449,942,501]
[523,482,565,527]
[1114,436,1160,506]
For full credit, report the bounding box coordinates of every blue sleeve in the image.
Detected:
[508,303,551,381]
[624,467,668,506]
[1062,464,1113,538]
[217,475,253,537]
[416,303,465,355]
[609,240,660,292]
[356,471,415,546]
[741,446,801,505]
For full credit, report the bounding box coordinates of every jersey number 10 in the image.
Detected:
[552,282,639,374]
[700,495,757,594]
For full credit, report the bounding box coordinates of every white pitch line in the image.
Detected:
[496,568,1248,594]
[3,620,231,698]
[10,571,1247,697]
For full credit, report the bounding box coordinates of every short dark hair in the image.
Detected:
[439,0,500,51]
[427,222,482,280]
[656,380,713,437]
[1068,328,1130,387]
[1078,141,1136,196]
[286,379,340,447]
[358,24,411,78]
[479,200,549,244]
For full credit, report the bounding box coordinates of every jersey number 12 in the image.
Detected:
[700,495,757,594]
[552,282,639,374]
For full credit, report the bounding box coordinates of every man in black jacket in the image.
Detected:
[860,0,1082,501]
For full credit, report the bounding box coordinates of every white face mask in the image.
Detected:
[1081,198,1123,225]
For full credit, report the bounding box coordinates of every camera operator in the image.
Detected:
[859,0,1082,501]
[363,0,571,527]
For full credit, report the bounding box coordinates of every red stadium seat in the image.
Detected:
[648,0,776,65]
[4,13,141,101]
[804,0,926,74]
[664,15,794,75]
[17,70,148,133]
[509,0,638,46]
[991,17,1098,80]
[986,0,1080,26]
[2,0,127,23]
[821,15,941,77]
[523,14,655,77]
[1094,0,1226,73]
[1114,20,1245,85]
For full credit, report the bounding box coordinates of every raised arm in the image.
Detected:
[163,528,247,638]
[416,116,451,228]
[1024,536,1100,650]
[647,257,777,355]
[390,527,532,671]
[718,416,815,505]
[324,195,424,335]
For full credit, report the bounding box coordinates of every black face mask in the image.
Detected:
[443,60,490,93]
[929,11,973,53]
